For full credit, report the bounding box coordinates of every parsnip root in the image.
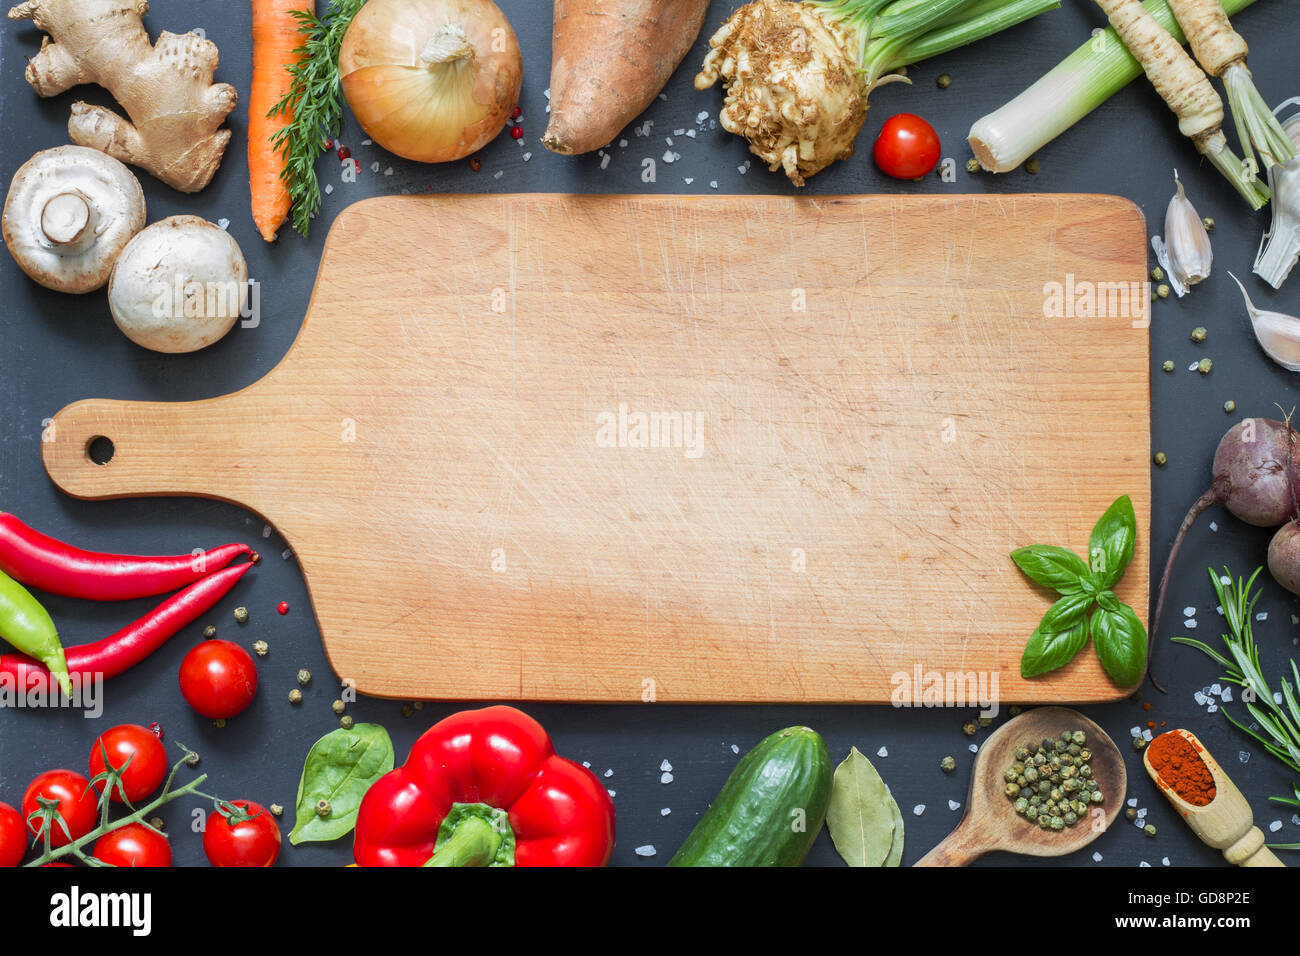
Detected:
[9,0,238,193]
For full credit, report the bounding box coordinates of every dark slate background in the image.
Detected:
[2,0,1298,868]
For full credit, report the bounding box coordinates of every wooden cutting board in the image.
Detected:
[42,194,1151,703]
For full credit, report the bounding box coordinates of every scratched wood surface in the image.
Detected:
[41,194,1150,702]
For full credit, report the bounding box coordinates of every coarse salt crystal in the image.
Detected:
[362,139,372,146]
[1276,692,1285,705]
[371,162,380,172]
[912,804,925,816]
[684,178,694,185]
[1292,813,1300,826]
[660,760,673,772]
[325,184,333,194]
[217,218,230,230]
[1269,820,1284,832]
[877,746,888,758]
[1127,797,1139,808]
[603,769,613,778]
[1189,362,1200,371]
[660,772,673,784]
[1194,692,1208,705]
[1240,751,1251,763]
[673,129,685,137]
[262,525,273,538]
[1143,729,1153,740]
[1217,606,1224,615]
[493,171,503,180]
[1257,612,1269,622]
[1184,619,1197,628]
[634,845,656,857]
[1221,575,1232,585]
[663,151,676,164]
[600,154,610,170]
[384,167,393,176]
[696,111,709,123]
[948,800,960,811]
[1221,687,1233,702]
[661,808,671,816]
[686,129,696,138]
[1162,857,1170,866]
[522,153,531,162]
[582,761,590,767]
[1207,702,1219,714]
[665,137,674,146]
[968,744,978,753]
[619,139,628,148]
[1130,726,1142,737]
[1183,607,1196,617]
[1092,852,1103,862]
[1139,861,1150,867]
[607,789,615,798]
[709,181,718,189]
[281,549,292,560]
[731,744,740,754]
[1210,521,1218,531]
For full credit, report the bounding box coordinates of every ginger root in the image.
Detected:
[9,0,238,193]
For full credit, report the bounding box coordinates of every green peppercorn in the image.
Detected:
[332,699,346,715]
[1157,284,1170,299]
[149,817,165,831]
[252,640,268,657]
[184,751,200,767]
[233,606,249,624]
[1126,807,1138,821]
[1026,806,1039,820]
[1009,706,1022,717]
[1133,736,1147,752]
[940,755,957,773]
[1191,327,1207,343]
[1050,816,1064,831]
[202,625,217,639]
[340,715,355,730]
[1144,824,1157,837]
[1202,217,1215,231]
[296,668,311,686]
[962,720,978,736]
[316,799,331,818]
[1090,790,1104,804]
[978,715,993,728]
[1224,400,1236,414]
[1025,157,1040,175]
[1014,797,1029,813]
[288,688,302,704]
[1014,746,1030,761]
[965,158,980,173]
[401,703,414,718]
[1079,748,1092,761]
[213,718,227,729]
[1162,360,1175,373]
[937,73,952,89]
[1151,266,1164,282]
[269,804,283,817]
[1024,766,1039,783]
[1005,783,1021,797]
[1154,452,1167,467]
[1198,358,1213,375]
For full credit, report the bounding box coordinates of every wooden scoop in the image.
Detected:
[917,707,1126,866]
[1144,729,1284,867]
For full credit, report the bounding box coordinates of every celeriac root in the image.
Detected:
[694,0,867,186]
[9,0,238,193]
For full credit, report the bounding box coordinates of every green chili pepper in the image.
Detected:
[0,568,70,696]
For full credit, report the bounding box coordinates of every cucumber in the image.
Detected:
[668,726,831,867]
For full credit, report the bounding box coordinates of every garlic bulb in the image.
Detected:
[1151,171,1213,297]
[1254,99,1300,289]
[1230,271,1300,371]
[694,0,868,187]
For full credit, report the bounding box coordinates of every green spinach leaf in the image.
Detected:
[290,723,395,845]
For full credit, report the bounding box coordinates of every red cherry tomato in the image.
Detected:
[873,113,942,179]
[88,724,168,804]
[93,823,172,867]
[202,800,280,867]
[0,802,27,867]
[22,770,97,848]
[179,640,258,718]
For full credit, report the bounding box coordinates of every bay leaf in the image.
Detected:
[826,746,896,867]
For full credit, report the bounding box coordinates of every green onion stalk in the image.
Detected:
[969,0,1262,179]
[694,0,1061,186]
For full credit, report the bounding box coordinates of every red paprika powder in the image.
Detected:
[1147,731,1216,806]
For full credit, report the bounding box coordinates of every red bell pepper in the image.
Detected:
[353,706,615,867]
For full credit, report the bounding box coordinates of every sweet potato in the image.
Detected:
[543,0,710,155]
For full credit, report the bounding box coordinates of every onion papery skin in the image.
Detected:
[340,0,522,163]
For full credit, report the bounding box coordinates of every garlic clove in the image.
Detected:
[1152,171,1213,297]
[1230,271,1300,371]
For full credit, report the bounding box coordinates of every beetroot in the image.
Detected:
[1268,521,1300,596]
[1154,417,1300,637]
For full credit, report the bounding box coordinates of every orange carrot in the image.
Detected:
[250,0,314,243]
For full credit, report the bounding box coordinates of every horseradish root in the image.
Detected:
[8,0,238,193]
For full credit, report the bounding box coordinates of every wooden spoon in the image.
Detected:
[1144,729,1284,867]
[916,706,1126,866]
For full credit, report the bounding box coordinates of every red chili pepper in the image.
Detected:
[354,706,615,867]
[0,513,251,601]
[0,561,254,691]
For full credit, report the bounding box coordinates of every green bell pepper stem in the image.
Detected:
[422,802,517,867]
[0,568,71,697]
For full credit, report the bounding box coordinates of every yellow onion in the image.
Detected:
[340,0,522,163]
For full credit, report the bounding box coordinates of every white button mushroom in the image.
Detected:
[2,146,146,293]
[108,215,249,354]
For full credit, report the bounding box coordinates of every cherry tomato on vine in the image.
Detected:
[179,640,258,719]
[93,823,172,867]
[202,800,280,867]
[22,770,97,848]
[873,113,942,179]
[0,802,27,867]
[88,724,167,804]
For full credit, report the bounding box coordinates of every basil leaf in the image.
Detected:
[826,747,896,867]
[1088,495,1136,589]
[290,723,395,845]
[1090,602,1148,687]
[1021,592,1091,678]
[1095,589,1120,613]
[1010,545,1089,594]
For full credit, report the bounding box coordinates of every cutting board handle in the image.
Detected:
[41,397,245,501]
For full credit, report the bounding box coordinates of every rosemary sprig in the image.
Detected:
[270,0,369,238]
[1173,567,1300,827]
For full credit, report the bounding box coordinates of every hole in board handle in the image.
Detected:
[86,436,115,466]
